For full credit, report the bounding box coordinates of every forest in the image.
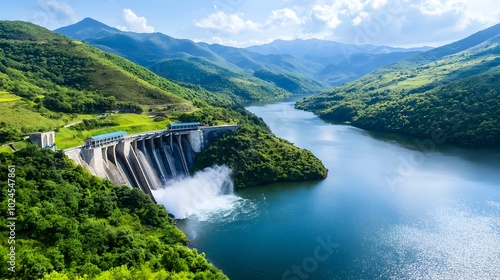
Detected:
[193,125,328,187]
[0,145,228,279]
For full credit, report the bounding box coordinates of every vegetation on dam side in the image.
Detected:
[0,145,228,279]
[193,125,329,187]
[175,107,329,187]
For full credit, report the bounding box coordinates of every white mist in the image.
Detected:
[152,165,247,221]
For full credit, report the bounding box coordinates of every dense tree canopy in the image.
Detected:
[193,125,328,187]
[0,145,228,279]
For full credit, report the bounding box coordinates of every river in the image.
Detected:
[176,97,500,280]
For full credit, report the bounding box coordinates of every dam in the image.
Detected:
[65,122,239,201]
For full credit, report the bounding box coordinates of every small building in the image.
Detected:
[29,131,56,151]
[168,122,201,131]
[84,131,126,149]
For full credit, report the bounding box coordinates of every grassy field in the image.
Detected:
[1,101,67,130]
[0,145,13,153]
[0,91,21,102]
[360,53,497,94]
[0,140,29,153]
[0,100,93,130]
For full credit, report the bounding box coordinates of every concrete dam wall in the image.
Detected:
[65,124,239,201]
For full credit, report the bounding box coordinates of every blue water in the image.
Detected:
[176,98,500,280]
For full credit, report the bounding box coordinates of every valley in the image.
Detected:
[0,8,499,280]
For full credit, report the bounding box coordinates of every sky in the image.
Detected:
[1,0,499,48]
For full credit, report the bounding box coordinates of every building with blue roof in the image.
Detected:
[168,122,201,131]
[84,131,126,148]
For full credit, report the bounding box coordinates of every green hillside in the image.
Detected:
[0,20,198,143]
[0,22,189,106]
[150,56,290,102]
[193,125,328,187]
[297,24,500,146]
[0,146,228,279]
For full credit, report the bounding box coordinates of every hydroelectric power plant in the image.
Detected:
[65,122,239,202]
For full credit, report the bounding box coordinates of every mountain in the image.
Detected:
[52,17,122,40]
[56,18,327,99]
[247,39,431,86]
[0,20,195,136]
[246,38,432,57]
[296,23,500,146]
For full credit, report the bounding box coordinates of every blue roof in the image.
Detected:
[88,131,127,141]
[169,122,201,127]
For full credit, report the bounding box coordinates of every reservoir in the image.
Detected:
[176,97,500,280]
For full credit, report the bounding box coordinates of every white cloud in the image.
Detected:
[195,11,260,35]
[371,0,389,9]
[193,0,500,47]
[195,8,305,36]
[414,0,465,16]
[269,8,303,26]
[311,4,342,29]
[34,0,75,28]
[119,8,154,33]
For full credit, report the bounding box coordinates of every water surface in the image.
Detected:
[176,98,500,280]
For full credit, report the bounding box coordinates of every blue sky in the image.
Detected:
[1,0,499,47]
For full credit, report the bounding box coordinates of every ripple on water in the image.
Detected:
[377,201,500,280]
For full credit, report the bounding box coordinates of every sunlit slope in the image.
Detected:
[297,24,500,146]
[0,21,190,105]
[0,20,200,142]
[150,56,290,102]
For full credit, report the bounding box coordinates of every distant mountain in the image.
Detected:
[296,23,500,146]
[247,39,431,85]
[246,38,432,57]
[56,18,426,91]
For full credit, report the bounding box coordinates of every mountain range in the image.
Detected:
[55,18,430,95]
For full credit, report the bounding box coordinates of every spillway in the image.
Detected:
[68,124,240,201]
